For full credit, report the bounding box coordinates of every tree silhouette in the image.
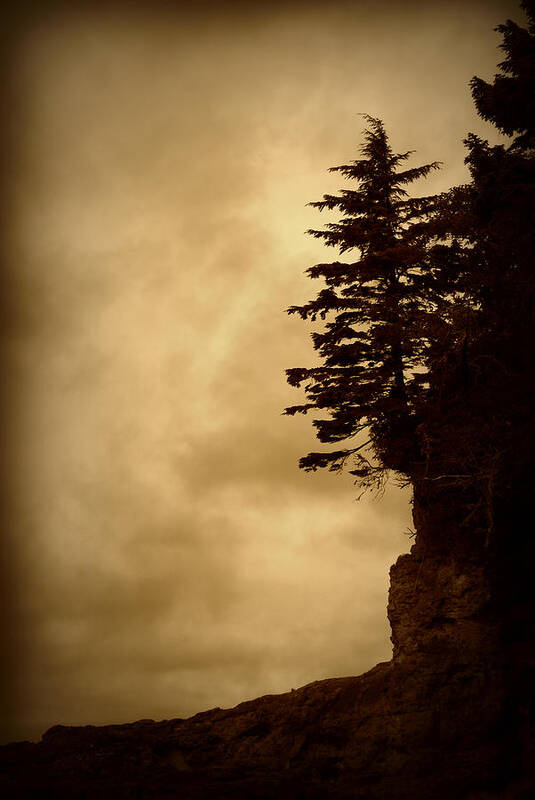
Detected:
[286,3,535,525]
[285,117,440,493]
[470,0,535,150]
[411,0,535,536]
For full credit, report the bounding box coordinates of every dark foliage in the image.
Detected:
[470,0,535,149]
[284,116,441,492]
[286,2,535,524]
[417,0,535,536]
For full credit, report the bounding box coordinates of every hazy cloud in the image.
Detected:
[2,0,518,742]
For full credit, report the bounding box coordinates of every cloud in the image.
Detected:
[2,0,518,743]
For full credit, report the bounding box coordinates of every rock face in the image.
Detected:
[2,490,534,798]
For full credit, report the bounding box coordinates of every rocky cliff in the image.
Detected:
[2,490,534,798]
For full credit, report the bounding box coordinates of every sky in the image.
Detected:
[1,0,520,743]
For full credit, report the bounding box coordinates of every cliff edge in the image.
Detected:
[2,487,534,799]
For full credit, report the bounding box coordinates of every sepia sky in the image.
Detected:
[1,0,519,743]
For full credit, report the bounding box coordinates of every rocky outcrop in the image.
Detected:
[2,492,534,798]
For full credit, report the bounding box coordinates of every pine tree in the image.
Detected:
[470,0,535,151]
[413,0,535,534]
[466,0,535,313]
[285,117,440,493]
[435,0,535,321]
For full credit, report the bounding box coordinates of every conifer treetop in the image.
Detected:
[285,117,442,493]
